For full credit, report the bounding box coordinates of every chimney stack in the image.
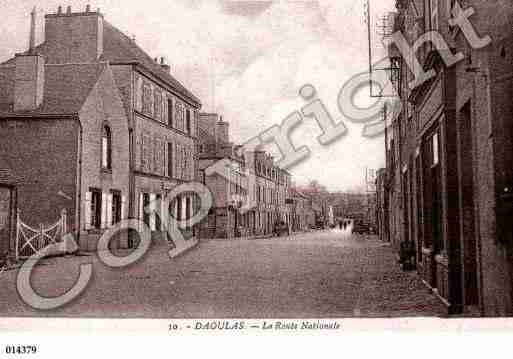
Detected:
[159,57,171,73]
[14,7,45,111]
[215,117,229,145]
[44,5,104,63]
[29,7,36,54]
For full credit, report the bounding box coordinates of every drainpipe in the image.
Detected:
[75,115,83,249]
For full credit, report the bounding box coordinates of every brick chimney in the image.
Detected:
[159,57,170,73]
[14,7,45,111]
[43,5,104,64]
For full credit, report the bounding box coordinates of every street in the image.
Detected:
[0,229,445,318]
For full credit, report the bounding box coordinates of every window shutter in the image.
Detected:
[168,98,173,127]
[121,195,127,220]
[161,196,167,231]
[149,84,154,117]
[181,196,187,226]
[175,143,179,178]
[84,191,92,230]
[135,75,142,111]
[139,193,144,220]
[101,192,107,229]
[162,94,167,123]
[107,193,113,228]
[149,193,156,231]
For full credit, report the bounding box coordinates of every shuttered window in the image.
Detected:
[167,98,173,126]
[89,189,102,230]
[111,191,122,225]
[167,142,173,178]
[186,109,191,135]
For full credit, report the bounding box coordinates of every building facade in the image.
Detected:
[383,0,513,316]
[375,168,389,242]
[196,113,293,239]
[0,6,201,252]
[196,113,249,239]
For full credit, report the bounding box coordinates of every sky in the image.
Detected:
[0,0,396,192]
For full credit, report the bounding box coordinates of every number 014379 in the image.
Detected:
[4,346,37,355]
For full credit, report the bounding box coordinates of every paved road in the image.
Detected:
[0,229,445,318]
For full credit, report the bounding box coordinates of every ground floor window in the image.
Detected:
[90,189,102,229]
[142,193,150,227]
[156,194,162,230]
[422,128,443,253]
[111,191,122,225]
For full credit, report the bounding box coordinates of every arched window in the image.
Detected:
[102,125,112,169]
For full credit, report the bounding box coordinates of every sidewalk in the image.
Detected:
[353,242,448,317]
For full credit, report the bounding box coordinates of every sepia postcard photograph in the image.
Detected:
[0,0,512,356]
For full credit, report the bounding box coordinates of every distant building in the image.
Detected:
[196,113,293,239]
[196,113,248,239]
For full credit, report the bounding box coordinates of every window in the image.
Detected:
[90,189,102,229]
[154,138,161,174]
[155,194,162,231]
[102,125,112,170]
[175,101,184,131]
[143,193,150,227]
[186,109,191,134]
[154,90,162,121]
[111,191,122,225]
[135,75,143,111]
[141,134,150,172]
[186,197,191,228]
[167,98,173,126]
[432,132,439,165]
[176,195,182,221]
[142,83,153,115]
[167,142,173,178]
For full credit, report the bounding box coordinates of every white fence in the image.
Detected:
[15,209,67,260]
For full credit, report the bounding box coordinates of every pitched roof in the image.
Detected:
[0,62,107,115]
[1,19,201,107]
[101,21,201,106]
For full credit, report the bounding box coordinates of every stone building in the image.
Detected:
[249,151,292,236]
[0,6,201,251]
[375,168,389,242]
[383,0,513,316]
[290,189,311,232]
[196,113,293,239]
[196,113,249,239]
